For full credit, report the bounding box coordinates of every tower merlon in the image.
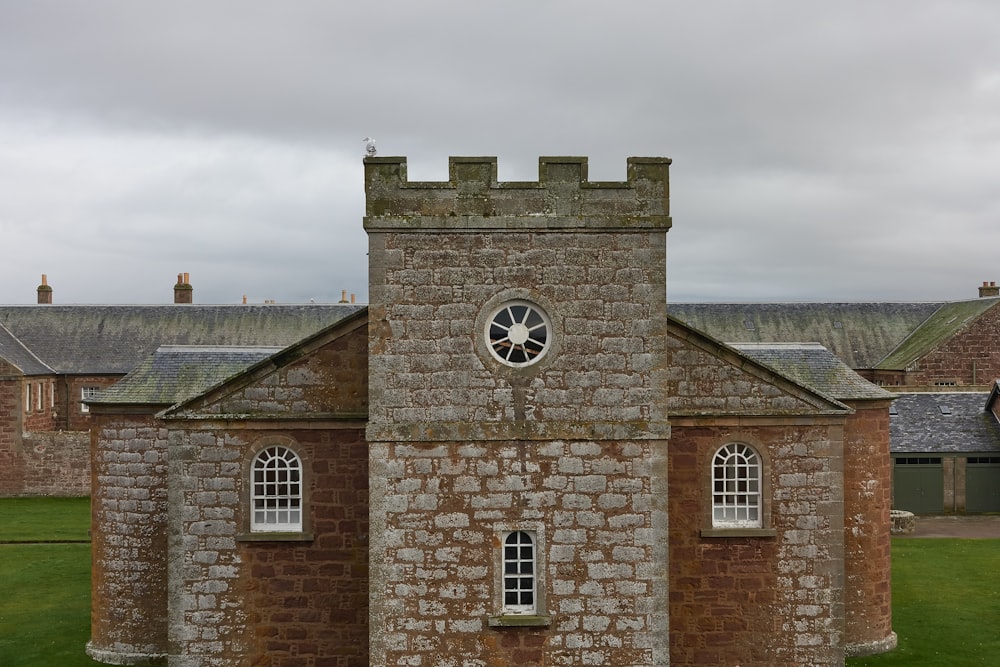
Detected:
[364,156,671,231]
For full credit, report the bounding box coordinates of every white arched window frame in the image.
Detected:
[712,443,762,528]
[251,446,304,532]
[502,530,537,614]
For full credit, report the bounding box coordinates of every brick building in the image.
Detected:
[76,156,898,666]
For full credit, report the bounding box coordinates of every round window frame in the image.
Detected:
[483,299,553,368]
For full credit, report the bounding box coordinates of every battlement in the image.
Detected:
[363,156,671,231]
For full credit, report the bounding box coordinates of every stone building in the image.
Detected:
[671,289,1000,516]
[81,156,896,666]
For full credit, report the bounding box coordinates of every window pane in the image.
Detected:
[251,446,304,532]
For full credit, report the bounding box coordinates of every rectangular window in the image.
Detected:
[25,383,31,413]
[36,383,43,412]
[50,381,55,408]
[80,386,100,413]
[502,530,536,614]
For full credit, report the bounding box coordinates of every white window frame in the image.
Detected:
[501,530,537,615]
[250,445,304,532]
[49,381,55,408]
[712,443,762,528]
[25,383,31,413]
[80,386,100,413]
[36,383,43,412]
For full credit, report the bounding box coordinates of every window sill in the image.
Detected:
[236,531,315,543]
[487,614,552,628]
[700,527,777,538]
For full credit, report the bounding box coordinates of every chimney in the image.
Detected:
[36,274,52,304]
[339,289,349,304]
[174,272,193,304]
[979,281,1000,298]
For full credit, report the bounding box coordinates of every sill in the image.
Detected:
[236,531,315,543]
[700,527,777,538]
[487,614,552,628]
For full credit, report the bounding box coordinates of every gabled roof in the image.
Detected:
[669,302,943,369]
[889,392,1000,454]
[0,322,54,376]
[666,316,852,417]
[0,304,364,374]
[731,342,893,402]
[162,308,368,421]
[90,346,283,407]
[877,298,1000,370]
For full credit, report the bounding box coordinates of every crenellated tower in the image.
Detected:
[364,156,672,666]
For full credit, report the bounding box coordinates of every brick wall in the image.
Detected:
[842,400,895,656]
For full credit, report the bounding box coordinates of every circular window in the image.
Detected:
[485,300,551,367]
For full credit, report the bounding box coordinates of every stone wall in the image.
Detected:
[364,156,672,667]
[668,421,846,667]
[88,413,170,665]
[21,430,90,496]
[167,426,369,667]
[908,302,1000,387]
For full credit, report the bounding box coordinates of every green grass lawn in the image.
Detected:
[1,498,999,666]
[0,497,102,667]
[847,538,1000,666]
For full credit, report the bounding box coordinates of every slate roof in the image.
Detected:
[669,302,944,369]
[877,298,1000,370]
[0,322,53,375]
[889,392,1000,454]
[0,304,365,375]
[91,346,283,406]
[730,342,893,402]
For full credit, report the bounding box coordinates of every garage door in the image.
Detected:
[966,457,1000,513]
[893,457,943,514]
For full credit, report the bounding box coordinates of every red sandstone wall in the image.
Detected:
[22,376,59,432]
[842,401,895,655]
[66,375,121,431]
[168,427,369,666]
[908,304,1000,386]
[669,422,846,667]
[20,431,90,496]
[0,375,25,495]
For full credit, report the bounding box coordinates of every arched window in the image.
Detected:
[502,531,536,614]
[712,443,761,528]
[251,446,303,532]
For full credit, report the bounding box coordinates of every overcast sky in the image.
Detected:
[2,1,999,305]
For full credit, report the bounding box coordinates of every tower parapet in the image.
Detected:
[363,156,671,230]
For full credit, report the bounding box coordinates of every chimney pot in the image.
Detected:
[174,272,193,304]
[37,274,53,304]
